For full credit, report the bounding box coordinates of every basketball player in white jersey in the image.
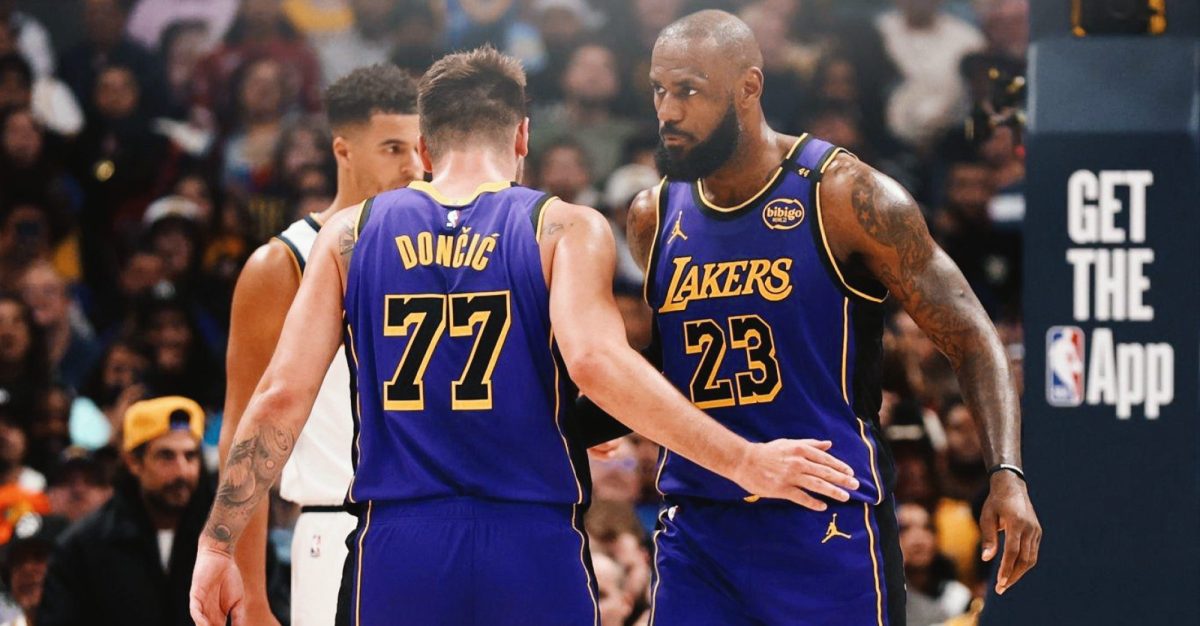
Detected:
[219,64,422,626]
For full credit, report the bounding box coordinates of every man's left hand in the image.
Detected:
[979,470,1041,595]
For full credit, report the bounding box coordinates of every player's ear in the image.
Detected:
[332,135,351,168]
[418,135,434,174]
[515,117,530,159]
[740,67,764,107]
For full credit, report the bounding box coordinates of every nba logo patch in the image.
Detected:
[1046,326,1085,406]
[310,533,322,558]
[443,209,460,231]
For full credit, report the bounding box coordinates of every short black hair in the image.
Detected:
[324,64,419,130]
[0,53,32,91]
[418,46,527,159]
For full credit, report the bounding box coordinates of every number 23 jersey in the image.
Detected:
[646,135,893,504]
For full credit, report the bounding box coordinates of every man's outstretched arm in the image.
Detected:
[544,200,859,510]
[217,242,300,626]
[191,214,355,626]
[820,154,1041,594]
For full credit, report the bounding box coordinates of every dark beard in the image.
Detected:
[655,105,740,181]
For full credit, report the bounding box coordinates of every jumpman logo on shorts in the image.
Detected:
[668,212,688,244]
[821,513,852,543]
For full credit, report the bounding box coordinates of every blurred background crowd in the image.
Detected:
[0,0,1027,624]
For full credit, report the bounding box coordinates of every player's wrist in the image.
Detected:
[988,463,1026,486]
[728,440,758,489]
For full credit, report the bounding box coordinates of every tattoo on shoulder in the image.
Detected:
[848,166,977,369]
[542,221,566,237]
[339,218,356,258]
[627,200,658,269]
[849,170,932,268]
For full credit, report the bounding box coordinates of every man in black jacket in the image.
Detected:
[38,396,213,626]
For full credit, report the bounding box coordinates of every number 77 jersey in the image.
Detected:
[645,136,892,504]
[342,181,588,506]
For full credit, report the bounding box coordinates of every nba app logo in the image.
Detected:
[1046,326,1085,406]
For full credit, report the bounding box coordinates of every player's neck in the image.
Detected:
[427,150,517,199]
[700,124,787,205]
[317,167,370,223]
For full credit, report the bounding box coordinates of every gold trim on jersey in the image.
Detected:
[548,328,599,623]
[841,296,885,504]
[840,297,850,404]
[273,236,303,281]
[813,151,888,304]
[408,180,513,207]
[858,418,884,506]
[863,502,884,626]
[354,500,373,626]
[642,178,667,307]
[534,196,561,244]
[345,321,363,503]
[351,200,369,242]
[694,134,808,213]
[647,506,670,626]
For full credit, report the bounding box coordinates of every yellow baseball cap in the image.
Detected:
[122,396,205,452]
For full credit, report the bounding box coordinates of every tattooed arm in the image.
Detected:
[191,211,359,626]
[819,154,1041,594]
[540,200,859,510]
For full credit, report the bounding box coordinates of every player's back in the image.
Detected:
[343,181,587,506]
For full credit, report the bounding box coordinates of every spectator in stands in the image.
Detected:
[388,0,442,77]
[0,46,82,138]
[603,163,658,284]
[87,247,164,338]
[532,42,637,180]
[585,500,651,623]
[0,0,55,78]
[0,296,51,423]
[39,395,213,626]
[525,0,601,103]
[937,396,986,586]
[192,0,323,128]
[0,417,45,494]
[59,0,171,120]
[19,262,100,391]
[141,197,204,292]
[0,108,78,224]
[313,0,402,86]
[156,20,210,115]
[0,523,55,626]
[30,385,73,475]
[45,451,111,523]
[739,1,807,133]
[931,158,1019,316]
[877,0,984,149]
[133,295,222,410]
[72,338,149,450]
[262,117,332,227]
[939,396,987,501]
[220,56,289,227]
[590,437,640,505]
[125,0,237,51]
[898,502,972,625]
[1,200,59,293]
[534,138,599,207]
[72,63,176,284]
[593,551,634,626]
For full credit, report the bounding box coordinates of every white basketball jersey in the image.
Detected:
[275,216,354,506]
